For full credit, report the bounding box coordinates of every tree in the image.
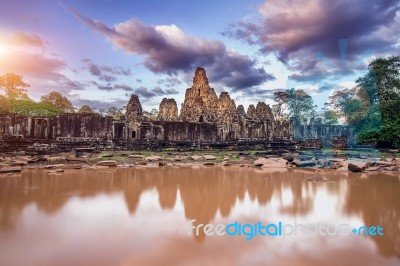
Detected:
[106,106,124,120]
[286,88,315,119]
[78,105,94,113]
[321,103,339,125]
[0,73,30,100]
[271,91,289,120]
[40,91,75,113]
[331,56,400,147]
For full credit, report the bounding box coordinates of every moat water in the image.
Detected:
[0,167,399,266]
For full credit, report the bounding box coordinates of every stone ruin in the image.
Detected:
[114,67,290,143]
[0,67,354,149]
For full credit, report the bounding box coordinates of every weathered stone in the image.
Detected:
[203,155,217,160]
[348,163,364,172]
[247,104,256,119]
[145,156,162,161]
[67,157,88,163]
[158,98,178,121]
[236,105,246,118]
[95,160,117,167]
[158,161,167,166]
[217,92,236,123]
[190,155,203,161]
[204,162,215,166]
[0,167,21,173]
[128,154,145,159]
[255,102,274,121]
[295,160,317,167]
[44,164,65,169]
[180,67,219,122]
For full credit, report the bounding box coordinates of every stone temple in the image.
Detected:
[114,67,291,142]
[0,67,355,148]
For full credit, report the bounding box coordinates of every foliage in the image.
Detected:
[106,106,125,120]
[78,105,94,113]
[0,98,59,117]
[286,88,315,119]
[271,91,289,120]
[0,73,30,100]
[40,91,75,113]
[330,56,400,147]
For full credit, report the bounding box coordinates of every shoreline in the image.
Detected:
[1,149,399,176]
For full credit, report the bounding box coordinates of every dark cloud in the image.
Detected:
[133,86,178,99]
[84,59,132,82]
[224,0,400,81]
[157,77,182,88]
[114,83,134,91]
[97,85,113,91]
[136,79,142,83]
[208,52,275,91]
[70,9,274,91]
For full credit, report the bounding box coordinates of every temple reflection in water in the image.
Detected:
[0,167,399,264]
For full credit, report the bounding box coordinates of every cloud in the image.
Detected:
[133,86,179,99]
[6,32,45,48]
[70,9,274,90]
[157,77,182,88]
[84,60,131,82]
[114,83,134,91]
[224,0,400,81]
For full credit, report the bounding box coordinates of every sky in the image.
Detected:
[0,0,399,112]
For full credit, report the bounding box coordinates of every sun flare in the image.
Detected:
[0,43,8,56]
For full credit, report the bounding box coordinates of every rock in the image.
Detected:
[348,163,363,172]
[283,155,294,162]
[60,165,82,169]
[44,164,65,169]
[366,166,381,172]
[204,162,215,166]
[145,156,161,161]
[158,98,178,121]
[308,176,328,182]
[66,157,88,163]
[158,161,167,166]
[95,160,117,167]
[294,160,316,167]
[203,155,217,160]
[254,158,286,167]
[383,166,398,172]
[28,156,47,163]
[128,154,145,159]
[375,161,394,166]
[0,167,21,173]
[102,154,113,158]
[10,161,28,166]
[190,155,203,161]
[139,161,148,165]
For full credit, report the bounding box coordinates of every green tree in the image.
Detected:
[0,73,30,100]
[271,91,289,120]
[286,88,315,119]
[40,91,75,113]
[78,105,94,113]
[106,106,124,120]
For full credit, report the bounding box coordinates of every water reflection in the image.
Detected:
[0,167,398,266]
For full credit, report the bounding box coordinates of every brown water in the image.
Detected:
[0,166,399,266]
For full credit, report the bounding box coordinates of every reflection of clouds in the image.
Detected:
[0,167,398,265]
